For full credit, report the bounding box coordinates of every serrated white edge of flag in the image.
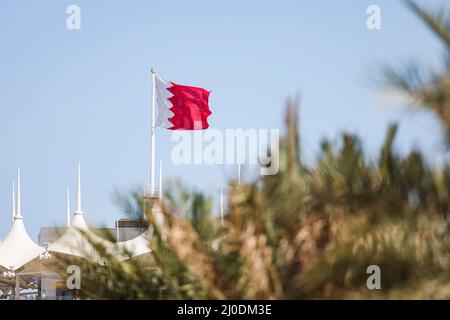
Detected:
[155,75,175,129]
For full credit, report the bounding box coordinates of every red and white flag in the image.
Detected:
[155,75,212,130]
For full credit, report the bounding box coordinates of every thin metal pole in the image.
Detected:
[150,68,157,196]
[238,164,241,185]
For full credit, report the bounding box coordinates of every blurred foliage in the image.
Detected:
[57,1,450,299]
[383,0,450,143]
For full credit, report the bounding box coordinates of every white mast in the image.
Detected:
[16,167,22,219]
[238,164,241,185]
[150,67,157,196]
[66,186,71,227]
[11,181,15,224]
[75,162,83,215]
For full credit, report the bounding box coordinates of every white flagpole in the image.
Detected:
[150,67,157,196]
[238,164,241,185]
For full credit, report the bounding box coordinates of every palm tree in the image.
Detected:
[53,0,450,299]
[383,0,450,142]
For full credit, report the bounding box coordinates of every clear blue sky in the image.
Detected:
[0,0,448,239]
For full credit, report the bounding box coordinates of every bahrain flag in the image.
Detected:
[155,75,212,130]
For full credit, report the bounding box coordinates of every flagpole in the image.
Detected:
[238,164,241,185]
[150,68,157,196]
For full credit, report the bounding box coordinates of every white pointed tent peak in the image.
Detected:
[48,162,152,263]
[48,163,106,262]
[0,169,44,271]
[49,164,89,253]
[0,219,45,271]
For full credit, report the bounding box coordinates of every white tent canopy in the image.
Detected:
[112,229,152,261]
[48,212,110,263]
[0,168,45,272]
[0,217,45,271]
[48,163,151,264]
[49,214,152,263]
